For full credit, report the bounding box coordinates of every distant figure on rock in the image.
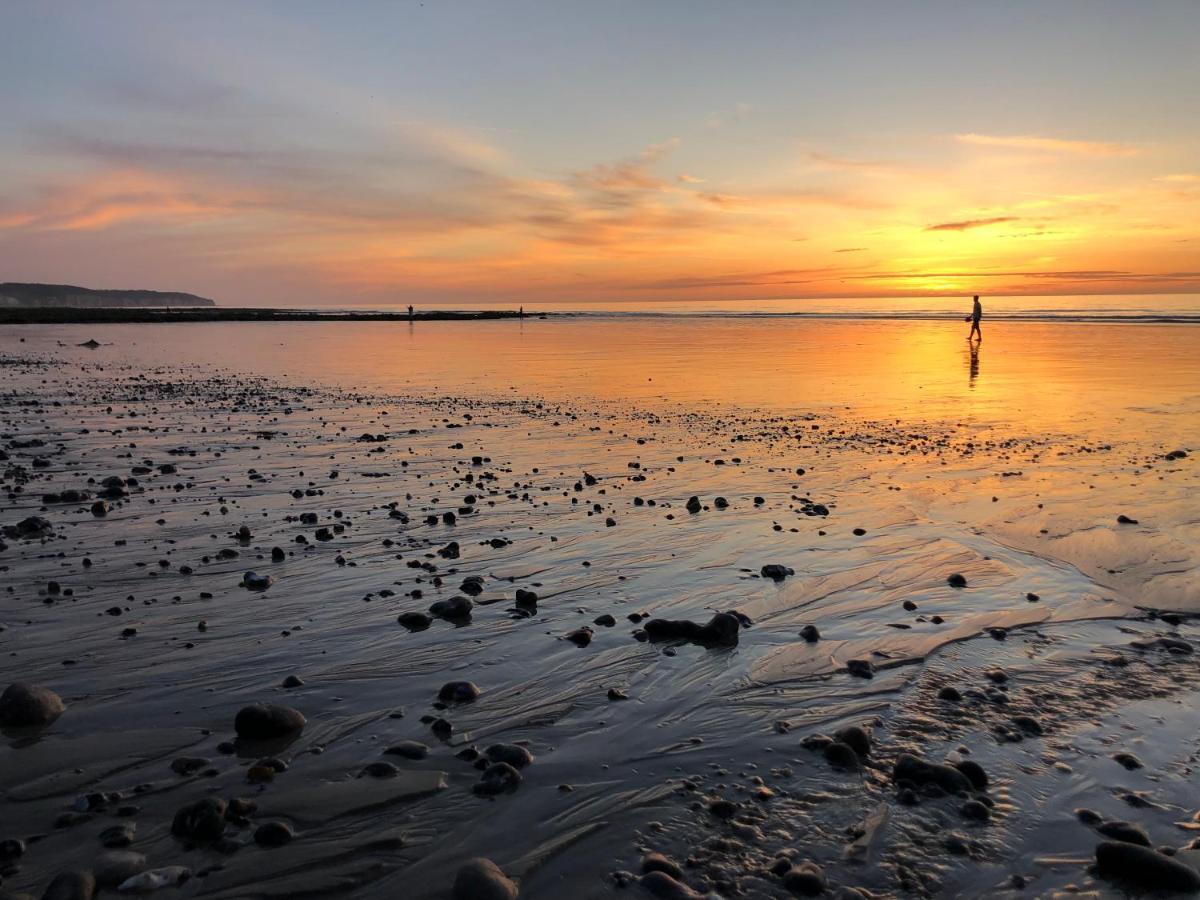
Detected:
[966,295,982,342]
[407,304,414,320]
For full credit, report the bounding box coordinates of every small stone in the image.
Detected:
[484,743,534,768]
[438,681,481,703]
[473,762,522,796]
[234,703,305,740]
[782,862,827,896]
[453,858,518,900]
[253,821,295,847]
[42,870,96,900]
[171,798,227,842]
[947,573,967,588]
[799,625,820,643]
[0,682,66,727]
[1095,841,1200,892]
[384,740,429,760]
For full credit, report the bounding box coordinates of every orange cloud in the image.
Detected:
[955,133,1140,157]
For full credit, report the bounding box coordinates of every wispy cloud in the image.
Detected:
[955,133,1140,157]
[926,216,1018,232]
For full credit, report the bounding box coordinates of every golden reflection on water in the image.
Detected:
[14,319,1200,433]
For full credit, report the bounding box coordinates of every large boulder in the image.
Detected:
[234,703,305,740]
[0,683,65,727]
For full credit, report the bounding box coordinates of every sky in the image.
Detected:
[1,0,1198,307]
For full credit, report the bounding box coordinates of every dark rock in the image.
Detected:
[253,821,295,847]
[453,858,518,900]
[1097,820,1151,846]
[833,724,871,757]
[607,687,629,701]
[282,675,304,689]
[947,573,967,588]
[685,496,702,513]
[782,862,827,896]
[937,686,962,702]
[952,760,988,790]
[438,681,481,703]
[846,659,874,678]
[473,762,522,796]
[384,740,429,760]
[639,870,702,899]
[594,614,616,627]
[397,611,432,630]
[799,624,820,643]
[241,571,272,591]
[823,741,860,770]
[961,799,990,822]
[643,612,743,647]
[430,596,473,621]
[0,683,65,727]
[41,871,96,900]
[761,564,794,580]
[485,743,534,768]
[171,798,227,842]
[1117,515,1139,525]
[234,703,305,740]
[564,626,593,647]
[1095,841,1200,892]
[893,753,972,793]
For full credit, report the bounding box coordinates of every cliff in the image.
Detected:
[0,282,216,308]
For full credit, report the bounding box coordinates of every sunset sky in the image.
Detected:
[1,1,1197,307]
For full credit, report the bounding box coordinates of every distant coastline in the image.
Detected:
[0,282,216,309]
[0,306,527,324]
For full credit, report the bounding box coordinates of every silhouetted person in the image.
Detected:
[519,306,524,319]
[967,295,982,341]
[407,304,414,320]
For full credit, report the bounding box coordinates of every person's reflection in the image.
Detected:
[967,340,981,387]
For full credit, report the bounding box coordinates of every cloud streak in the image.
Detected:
[926,216,1018,232]
[955,133,1140,157]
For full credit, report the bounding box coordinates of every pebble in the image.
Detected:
[453,858,518,900]
[438,681,481,703]
[1095,841,1200,892]
[893,753,972,794]
[253,821,295,847]
[171,798,227,842]
[384,740,430,760]
[782,862,827,896]
[0,682,66,727]
[639,870,702,899]
[41,871,96,900]
[473,762,522,796]
[485,743,535,768]
[234,703,306,740]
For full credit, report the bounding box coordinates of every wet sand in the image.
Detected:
[1,320,1198,899]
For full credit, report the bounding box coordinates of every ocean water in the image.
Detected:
[8,315,1199,432]
[318,292,1200,321]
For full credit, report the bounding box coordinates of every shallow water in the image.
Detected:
[0,320,1198,899]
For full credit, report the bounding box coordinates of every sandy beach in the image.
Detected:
[0,318,1197,898]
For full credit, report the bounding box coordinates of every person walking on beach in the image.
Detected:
[967,295,982,341]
